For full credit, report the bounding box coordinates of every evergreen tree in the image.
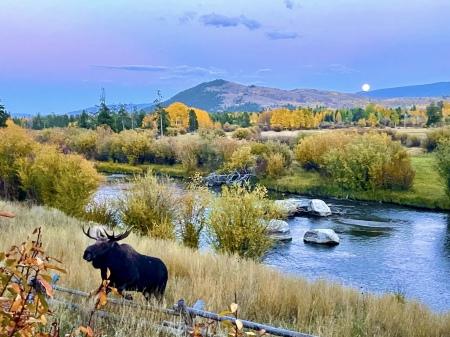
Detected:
[78,110,90,129]
[32,113,44,130]
[188,109,199,132]
[0,101,10,127]
[426,102,443,126]
[97,102,114,129]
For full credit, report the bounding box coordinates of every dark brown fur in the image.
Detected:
[83,227,168,301]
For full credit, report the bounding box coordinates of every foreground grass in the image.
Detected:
[261,154,450,210]
[1,201,450,337]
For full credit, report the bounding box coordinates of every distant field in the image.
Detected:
[261,127,431,140]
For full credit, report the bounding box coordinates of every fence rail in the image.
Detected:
[51,283,319,337]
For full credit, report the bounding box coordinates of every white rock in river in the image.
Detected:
[267,219,292,242]
[307,199,332,217]
[303,229,340,245]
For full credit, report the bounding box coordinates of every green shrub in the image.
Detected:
[251,140,293,166]
[175,138,202,173]
[294,131,354,171]
[0,122,38,199]
[119,129,153,165]
[213,137,241,165]
[207,184,281,260]
[421,127,450,152]
[232,127,254,140]
[271,124,283,132]
[435,139,450,198]
[16,145,104,217]
[198,128,226,141]
[405,135,421,147]
[68,129,99,159]
[166,127,178,136]
[82,198,120,227]
[176,174,211,249]
[265,153,286,179]
[117,171,176,239]
[323,132,414,191]
[225,145,256,173]
[150,137,177,165]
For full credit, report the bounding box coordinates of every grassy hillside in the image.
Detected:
[1,201,450,336]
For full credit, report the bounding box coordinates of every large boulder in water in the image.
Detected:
[267,219,292,242]
[274,199,309,217]
[303,229,340,245]
[307,199,332,217]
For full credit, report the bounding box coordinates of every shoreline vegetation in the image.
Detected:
[95,151,450,211]
[1,201,450,337]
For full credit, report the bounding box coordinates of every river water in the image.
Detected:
[96,177,450,312]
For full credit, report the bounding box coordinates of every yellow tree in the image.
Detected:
[368,112,378,127]
[166,102,189,128]
[270,108,290,129]
[250,112,259,125]
[258,110,273,127]
[191,108,214,129]
[142,114,156,129]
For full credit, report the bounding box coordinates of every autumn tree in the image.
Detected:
[166,102,189,128]
[190,107,213,129]
[390,109,400,127]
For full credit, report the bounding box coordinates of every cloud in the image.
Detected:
[265,30,301,40]
[199,13,261,30]
[328,64,359,74]
[284,0,295,9]
[200,13,240,28]
[94,65,169,72]
[239,15,261,30]
[256,68,272,73]
[179,11,197,24]
[94,64,226,78]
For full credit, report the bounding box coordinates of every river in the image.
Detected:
[95,176,450,313]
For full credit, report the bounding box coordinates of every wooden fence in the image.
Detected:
[50,284,319,337]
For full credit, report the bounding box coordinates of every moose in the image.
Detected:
[82,225,168,301]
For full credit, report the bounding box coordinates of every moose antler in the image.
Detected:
[83,225,134,241]
[104,226,134,242]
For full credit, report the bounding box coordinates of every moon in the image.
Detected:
[362,83,370,92]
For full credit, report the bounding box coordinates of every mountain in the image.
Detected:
[157,79,444,112]
[357,82,450,99]
[33,79,447,118]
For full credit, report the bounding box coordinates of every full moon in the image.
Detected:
[362,83,370,92]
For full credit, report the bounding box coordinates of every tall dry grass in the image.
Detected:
[1,200,450,337]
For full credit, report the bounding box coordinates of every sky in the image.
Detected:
[1,0,449,115]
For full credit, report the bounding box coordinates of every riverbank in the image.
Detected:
[95,153,450,211]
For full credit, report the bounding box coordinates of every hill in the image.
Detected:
[28,80,447,117]
[357,81,450,99]
[158,80,442,112]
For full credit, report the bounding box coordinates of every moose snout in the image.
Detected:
[83,251,93,261]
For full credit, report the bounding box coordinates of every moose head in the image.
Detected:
[82,225,133,263]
